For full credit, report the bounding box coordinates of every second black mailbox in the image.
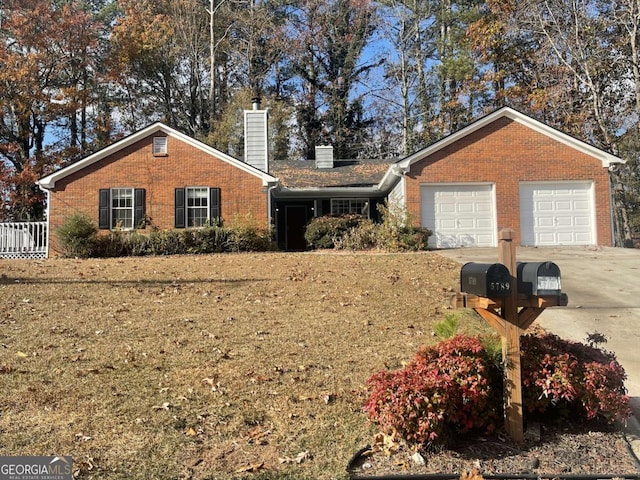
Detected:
[460,262,512,298]
[517,261,562,296]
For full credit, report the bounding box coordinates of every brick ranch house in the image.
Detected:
[37,106,622,256]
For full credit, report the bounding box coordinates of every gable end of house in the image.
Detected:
[37,123,278,190]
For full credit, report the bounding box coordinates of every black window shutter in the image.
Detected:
[210,187,221,223]
[99,189,110,229]
[175,188,185,228]
[134,188,146,229]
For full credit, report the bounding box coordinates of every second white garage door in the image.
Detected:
[519,181,595,246]
[421,183,496,248]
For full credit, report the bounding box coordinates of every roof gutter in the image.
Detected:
[377,164,409,192]
[274,186,384,198]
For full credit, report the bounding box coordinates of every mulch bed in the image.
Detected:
[349,422,640,479]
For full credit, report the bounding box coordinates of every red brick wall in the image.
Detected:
[404,118,613,246]
[47,134,269,255]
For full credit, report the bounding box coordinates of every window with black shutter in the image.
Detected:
[134,188,146,228]
[175,187,221,228]
[99,189,110,229]
[98,188,146,230]
[209,187,221,223]
[175,188,185,228]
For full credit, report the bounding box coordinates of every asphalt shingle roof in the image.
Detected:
[268,159,392,189]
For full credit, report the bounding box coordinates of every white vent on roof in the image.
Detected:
[315,146,334,169]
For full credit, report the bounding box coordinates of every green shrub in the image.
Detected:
[228,224,274,252]
[93,230,151,257]
[56,213,98,258]
[147,230,183,255]
[304,204,431,252]
[335,218,378,250]
[193,225,230,253]
[128,232,152,256]
[180,230,198,253]
[375,202,431,251]
[433,313,460,340]
[83,224,273,257]
[304,214,369,249]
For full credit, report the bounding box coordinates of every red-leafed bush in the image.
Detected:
[521,333,630,423]
[364,332,630,449]
[363,335,501,447]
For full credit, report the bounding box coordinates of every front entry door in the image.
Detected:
[285,205,309,251]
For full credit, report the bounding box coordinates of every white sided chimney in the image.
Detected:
[244,97,269,172]
[315,145,334,169]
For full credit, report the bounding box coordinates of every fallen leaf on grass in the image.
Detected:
[185,427,198,437]
[15,351,28,358]
[460,469,484,480]
[279,450,312,464]
[321,393,336,404]
[0,364,13,374]
[234,462,264,473]
[74,456,96,475]
[202,376,218,386]
[250,375,272,384]
[75,433,92,442]
[245,427,271,445]
[372,432,402,456]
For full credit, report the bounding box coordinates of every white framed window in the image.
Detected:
[153,136,168,156]
[111,188,134,229]
[175,187,221,228]
[331,198,370,217]
[99,188,146,230]
[187,187,209,227]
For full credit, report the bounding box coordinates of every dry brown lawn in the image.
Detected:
[0,252,489,479]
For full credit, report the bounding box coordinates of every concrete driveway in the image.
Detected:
[438,246,640,447]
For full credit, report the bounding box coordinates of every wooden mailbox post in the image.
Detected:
[451,228,568,442]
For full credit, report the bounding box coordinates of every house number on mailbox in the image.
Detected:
[489,282,510,293]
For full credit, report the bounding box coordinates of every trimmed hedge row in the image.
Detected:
[56,213,274,257]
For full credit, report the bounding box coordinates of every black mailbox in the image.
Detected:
[460,262,512,298]
[517,261,562,296]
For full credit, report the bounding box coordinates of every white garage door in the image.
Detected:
[519,182,595,246]
[421,184,496,248]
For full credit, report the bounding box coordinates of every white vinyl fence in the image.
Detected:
[0,222,48,259]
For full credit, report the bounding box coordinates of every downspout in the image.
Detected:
[609,168,617,247]
[43,188,51,258]
[608,163,627,247]
[390,165,409,210]
[267,181,278,243]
